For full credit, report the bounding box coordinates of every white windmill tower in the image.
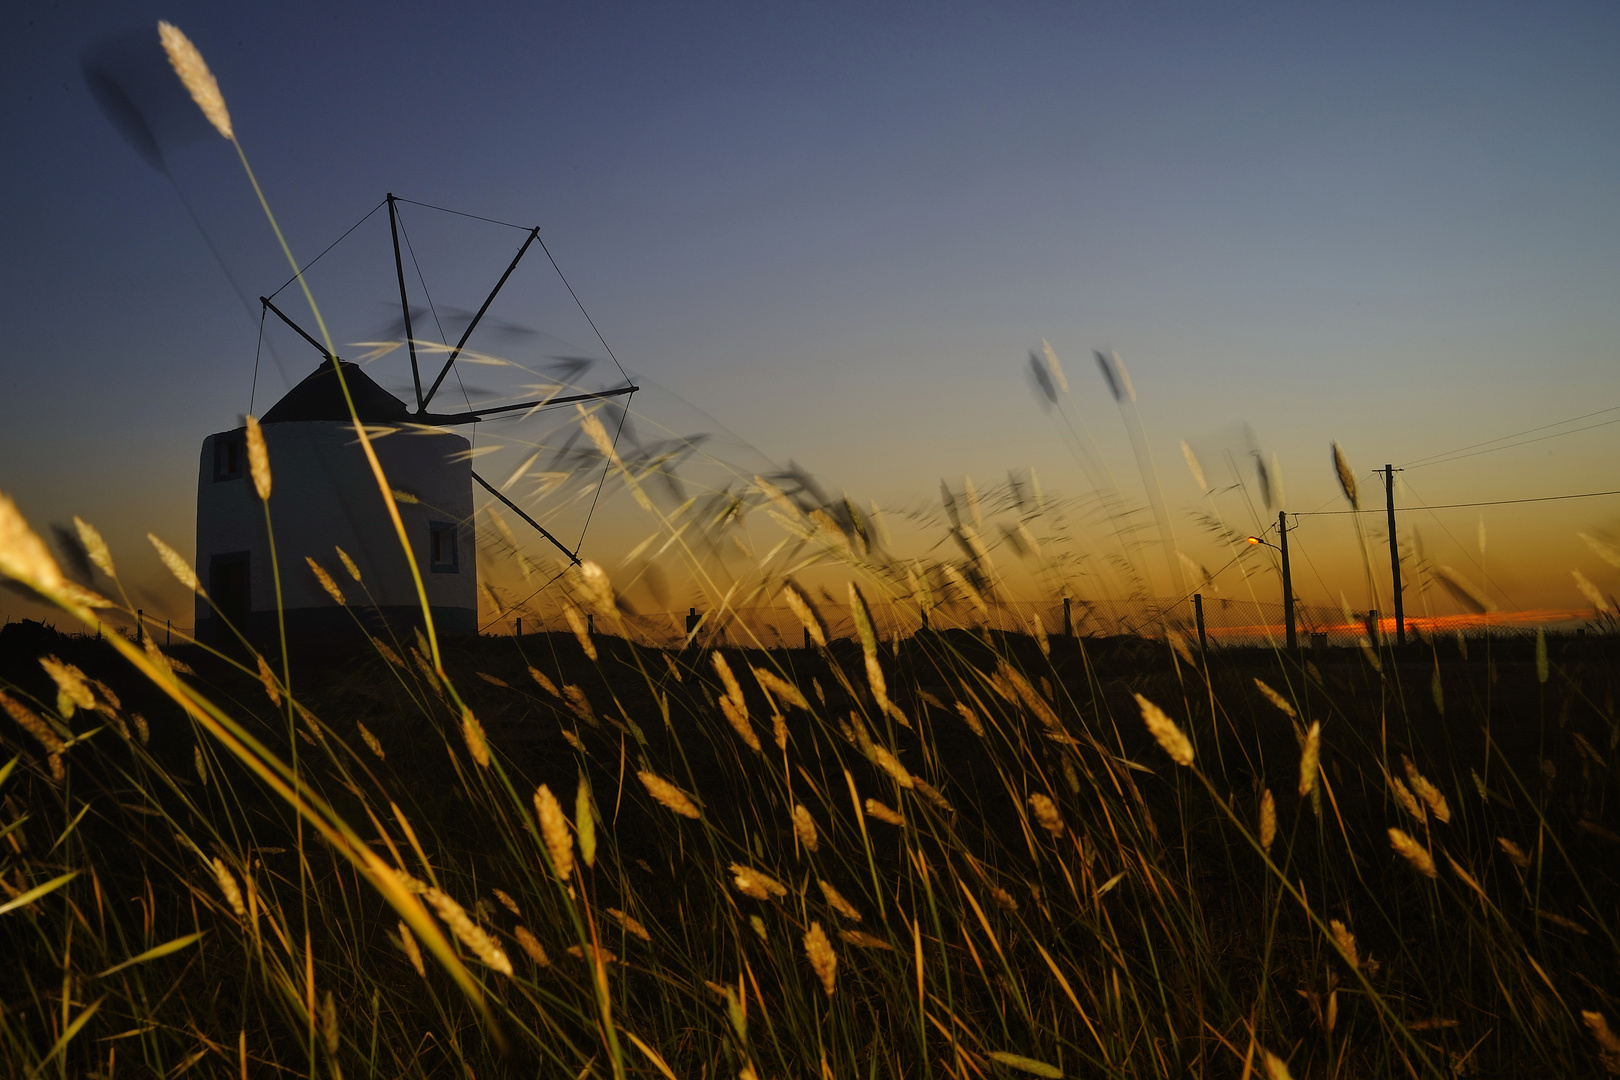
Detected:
[194,194,636,645]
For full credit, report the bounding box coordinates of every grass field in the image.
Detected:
[1,580,1617,1078]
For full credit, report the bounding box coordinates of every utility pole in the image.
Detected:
[1279,511,1296,651]
[1385,464,1405,647]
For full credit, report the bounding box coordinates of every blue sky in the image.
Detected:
[3,0,1618,626]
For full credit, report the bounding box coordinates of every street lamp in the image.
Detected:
[1246,515,1295,650]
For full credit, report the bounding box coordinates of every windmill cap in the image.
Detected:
[260,361,411,424]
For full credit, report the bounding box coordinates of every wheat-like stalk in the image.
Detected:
[39,656,95,718]
[306,557,345,605]
[865,799,905,826]
[818,880,862,921]
[244,415,271,501]
[73,516,115,578]
[1298,721,1321,798]
[256,655,281,707]
[954,701,985,737]
[1331,442,1358,509]
[512,926,549,966]
[803,922,837,996]
[493,889,521,917]
[0,491,64,594]
[872,745,914,788]
[422,887,512,975]
[840,929,894,951]
[147,534,201,594]
[534,784,574,882]
[793,805,820,853]
[782,584,826,647]
[1253,678,1296,718]
[1388,827,1437,878]
[607,908,651,941]
[397,920,426,977]
[212,857,246,919]
[1028,793,1065,837]
[1402,757,1451,824]
[1136,694,1193,766]
[1390,776,1426,825]
[335,546,361,581]
[1263,1049,1295,1080]
[157,21,233,139]
[528,666,560,697]
[730,864,787,901]
[563,603,597,661]
[1259,789,1277,853]
[1328,918,1359,971]
[1497,837,1532,870]
[356,722,384,759]
[638,771,701,819]
[460,707,491,768]
[1580,1010,1620,1072]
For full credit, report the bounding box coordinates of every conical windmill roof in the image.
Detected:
[261,361,411,424]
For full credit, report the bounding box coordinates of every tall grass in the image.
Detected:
[2,23,1618,1078]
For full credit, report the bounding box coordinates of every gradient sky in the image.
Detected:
[3,0,1618,630]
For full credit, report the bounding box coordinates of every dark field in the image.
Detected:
[2,614,1617,1079]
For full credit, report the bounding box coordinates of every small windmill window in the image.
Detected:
[214,434,244,481]
[429,522,459,573]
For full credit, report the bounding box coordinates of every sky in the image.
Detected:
[2,0,1618,634]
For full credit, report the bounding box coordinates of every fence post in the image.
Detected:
[516,616,521,637]
[1194,593,1206,656]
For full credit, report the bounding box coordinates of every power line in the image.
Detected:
[1296,487,1620,516]
[1401,403,1620,470]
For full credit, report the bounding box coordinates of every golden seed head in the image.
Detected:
[1388,827,1438,878]
[397,920,426,977]
[422,887,512,975]
[1259,789,1277,852]
[1331,442,1358,510]
[1329,918,1359,970]
[74,517,115,578]
[1581,1010,1620,1058]
[638,770,701,818]
[990,886,1018,912]
[0,491,65,595]
[244,415,271,501]
[712,651,746,709]
[148,534,200,593]
[803,921,837,996]
[1028,792,1065,837]
[839,929,894,951]
[730,863,787,901]
[1298,721,1321,798]
[527,666,560,697]
[873,745,914,788]
[460,707,490,768]
[1497,836,1532,870]
[306,557,346,605]
[157,21,233,139]
[717,685,761,752]
[818,879,862,921]
[781,584,827,647]
[1390,775,1424,823]
[255,655,281,707]
[608,907,651,941]
[1263,1049,1295,1080]
[562,602,597,661]
[1136,693,1193,766]
[39,656,95,718]
[954,701,985,737]
[212,857,246,919]
[793,804,819,852]
[864,799,905,826]
[533,784,574,882]
[2,690,63,754]
[1253,678,1297,718]
[512,925,549,966]
[335,546,362,582]
[750,665,809,711]
[493,889,521,916]
[356,722,384,760]
[370,637,405,670]
[1182,440,1207,491]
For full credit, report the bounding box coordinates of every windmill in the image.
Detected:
[194,193,637,644]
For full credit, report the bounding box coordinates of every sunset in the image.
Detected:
[1,3,1617,1077]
